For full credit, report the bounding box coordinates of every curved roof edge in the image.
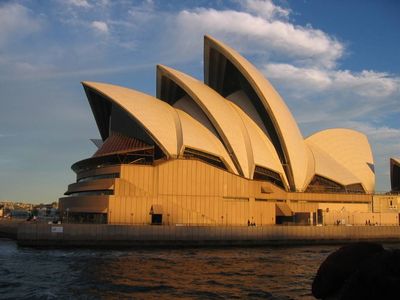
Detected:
[306,128,375,193]
[82,81,182,159]
[228,101,289,189]
[175,109,237,174]
[204,35,309,191]
[156,64,254,178]
[306,140,364,187]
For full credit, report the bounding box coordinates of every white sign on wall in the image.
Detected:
[51,226,63,233]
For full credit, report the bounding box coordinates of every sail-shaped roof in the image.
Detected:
[83,81,182,158]
[78,36,375,194]
[204,35,310,191]
[306,128,375,193]
[228,101,288,187]
[306,141,363,186]
[157,65,254,178]
[176,109,237,173]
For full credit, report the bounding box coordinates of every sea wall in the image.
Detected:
[0,219,24,239]
[17,223,400,247]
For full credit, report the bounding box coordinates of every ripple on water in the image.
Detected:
[0,240,363,299]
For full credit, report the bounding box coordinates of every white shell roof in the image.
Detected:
[80,36,376,194]
[83,81,238,173]
[226,90,270,139]
[306,141,362,186]
[82,81,182,158]
[204,35,310,191]
[157,64,254,178]
[174,95,219,137]
[228,101,288,188]
[176,109,237,174]
[306,128,375,193]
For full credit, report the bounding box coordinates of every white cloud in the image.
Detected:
[337,122,400,143]
[262,63,400,130]
[0,3,41,48]
[332,70,399,98]
[67,0,91,8]
[91,21,109,34]
[264,63,400,98]
[243,0,290,20]
[173,6,343,68]
[264,63,332,90]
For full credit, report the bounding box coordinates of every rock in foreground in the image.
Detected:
[312,242,388,299]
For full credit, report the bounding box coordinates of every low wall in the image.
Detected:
[0,219,24,239]
[17,223,400,247]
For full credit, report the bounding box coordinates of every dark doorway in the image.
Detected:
[294,212,310,225]
[317,209,323,225]
[151,214,162,225]
[276,216,294,225]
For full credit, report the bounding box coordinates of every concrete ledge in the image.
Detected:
[0,219,24,239]
[16,223,400,248]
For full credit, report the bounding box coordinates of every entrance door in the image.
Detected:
[151,214,162,225]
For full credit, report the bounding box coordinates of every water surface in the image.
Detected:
[0,238,340,299]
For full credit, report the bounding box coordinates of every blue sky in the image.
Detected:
[0,0,399,203]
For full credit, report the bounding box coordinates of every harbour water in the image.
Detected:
[0,239,351,299]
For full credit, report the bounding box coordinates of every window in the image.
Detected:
[183,147,227,170]
[253,166,285,189]
[306,175,346,193]
[77,173,119,183]
[69,190,113,197]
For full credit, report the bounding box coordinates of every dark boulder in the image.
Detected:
[312,242,384,299]
[340,249,400,300]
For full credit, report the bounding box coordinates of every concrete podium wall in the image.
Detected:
[17,223,400,247]
[60,160,373,227]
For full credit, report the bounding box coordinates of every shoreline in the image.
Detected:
[9,222,400,248]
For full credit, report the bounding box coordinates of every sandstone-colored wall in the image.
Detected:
[372,195,400,213]
[323,211,398,226]
[109,160,276,225]
[17,223,400,247]
[60,159,376,226]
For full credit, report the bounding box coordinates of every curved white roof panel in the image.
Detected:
[306,128,375,193]
[176,109,237,174]
[174,95,219,137]
[226,90,269,139]
[82,81,182,158]
[77,36,376,195]
[228,101,288,188]
[306,141,362,186]
[204,35,310,191]
[157,65,254,178]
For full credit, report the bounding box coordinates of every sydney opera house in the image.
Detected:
[59,35,378,226]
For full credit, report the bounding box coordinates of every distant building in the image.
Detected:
[59,36,381,226]
[11,210,30,219]
[391,158,400,193]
